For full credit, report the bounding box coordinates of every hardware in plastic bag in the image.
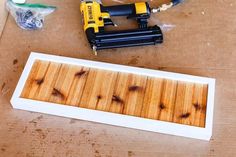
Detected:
[6,0,56,30]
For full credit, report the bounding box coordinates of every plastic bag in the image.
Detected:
[6,0,56,30]
[12,0,26,4]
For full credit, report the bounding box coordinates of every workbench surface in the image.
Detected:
[0,0,235,156]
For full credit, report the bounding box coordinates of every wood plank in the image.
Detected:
[78,68,97,109]
[181,82,195,126]
[191,84,204,127]
[158,79,178,122]
[34,62,62,101]
[65,67,90,106]
[95,70,117,111]
[122,74,147,117]
[141,78,163,120]
[48,64,82,104]
[108,73,128,114]
[173,82,186,124]
[20,60,41,98]
[199,84,208,127]
[79,69,117,111]
[27,61,50,99]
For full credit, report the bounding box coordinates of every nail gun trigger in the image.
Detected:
[104,18,117,27]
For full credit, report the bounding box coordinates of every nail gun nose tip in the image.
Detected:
[92,45,98,55]
[151,8,159,13]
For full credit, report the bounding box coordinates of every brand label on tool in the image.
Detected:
[88,6,93,20]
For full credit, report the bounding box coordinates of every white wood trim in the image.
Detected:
[11,52,216,141]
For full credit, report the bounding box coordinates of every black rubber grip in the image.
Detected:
[101,4,136,16]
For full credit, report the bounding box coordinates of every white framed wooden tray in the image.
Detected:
[11,52,215,140]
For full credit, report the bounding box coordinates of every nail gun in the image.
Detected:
[80,0,184,54]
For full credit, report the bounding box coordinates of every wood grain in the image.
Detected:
[33,62,61,101]
[21,60,208,127]
[28,61,50,99]
[21,60,41,98]
[159,79,177,122]
[141,78,163,120]
[78,69,117,111]
[109,73,129,114]
[122,74,147,117]
[65,67,89,106]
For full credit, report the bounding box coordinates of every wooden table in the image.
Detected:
[0,0,235,156]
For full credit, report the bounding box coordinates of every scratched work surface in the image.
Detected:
[0,0,236,156]
[21,60,208,127]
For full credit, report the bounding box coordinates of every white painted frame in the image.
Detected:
[11,52,215,141]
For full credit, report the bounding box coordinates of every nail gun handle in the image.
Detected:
[101,2,151,17]
[101,4,135,16]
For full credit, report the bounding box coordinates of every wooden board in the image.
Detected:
[21,60,208,127]
[11,52,215,140]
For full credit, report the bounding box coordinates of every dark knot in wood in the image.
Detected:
[112,95,124,104]
[159,103,166,110]
[128,85,141,92]
[75,70,87,77]
[179,112,191,119]
[52,88,65,99]
[35,78,44,85]
[97,95,102,100]
[193,103,201,111]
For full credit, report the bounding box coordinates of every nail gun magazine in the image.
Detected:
[80,0,184,54]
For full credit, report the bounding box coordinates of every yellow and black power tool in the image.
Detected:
[80,0,184,54]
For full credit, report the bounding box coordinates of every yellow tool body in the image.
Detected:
[80,1,110,33]
[80,1,150,32]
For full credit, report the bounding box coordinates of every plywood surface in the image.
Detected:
[20,60,208,128]
[0,0,236,156]
[0,0,7,37]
